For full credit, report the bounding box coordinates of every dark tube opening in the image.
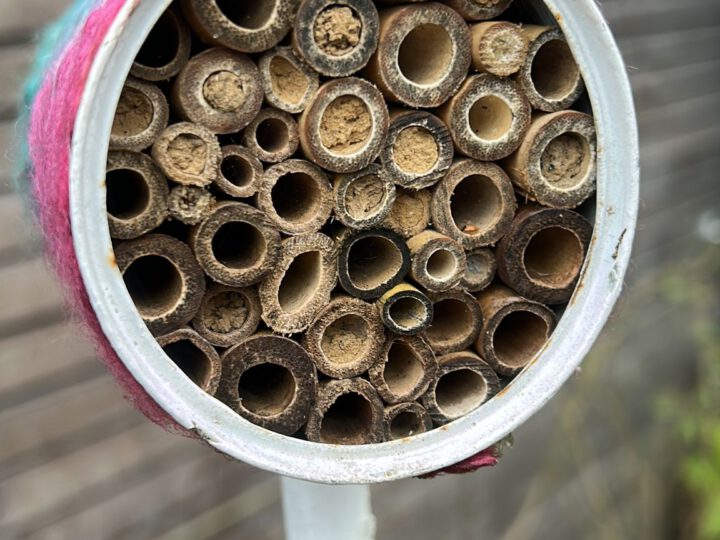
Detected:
[278,251,322,313]
[493,310,548,368]
[384,340,424,396]
[211,221,267,269]
[320,392,373,444]
[221,155,254,188]
[215,0,276,30]
[271,172,321,223]
[435,369,485,417]
[162,339,211,388]
[238,363,296,416]
[106,169,150,220]
[134,11,180,68]
[123,255,183,317]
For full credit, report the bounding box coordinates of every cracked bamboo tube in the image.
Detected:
[156,327,222,395]
[461,247,497,292]
[407,230,467,293]
[192,284,261,348]
[258,46,319,114]
[214,145,264,199]
[109,78,169,152]
[241,108,300,163]
[383,402,433,441]
[332,164,396,230]
[151,122,221,187]
[130,8,191,81]
[423,289,483,355]
[383,187,432,239]
[167,185,214,225]
[377,282,434,335]
[470,21,528,77]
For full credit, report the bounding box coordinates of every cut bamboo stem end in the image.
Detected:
[292,0,380,77]
[333,164,396,230]
[461,247,497,292]
[470,21,528,77]
[423,289,483,355]
[115,234,206,335]
[192,284,261,348]
[241,108,300,163]
[215,145,263,198]
[106,150,169,240]
[517,26,585,112]
[383,402,433,441]
[365,3,471,108]
[258,233,338,334]
[377,283,434,335]
[190,202,282,287]
[380,110,453,190]
[475,284,557,376]
[180,0,300,53]
[168,185,214,225]
[438,73,531,161]
[130,8,191,81]
[421,351,500,425]
[496,206,592,304]
[258,46,319,114]
[218,334,318,435]
[156,327,222,395]
[337,228,410,299]
[302,296,385,378]
[305,378,384,444]
[299,77,389,173]
[110,78,169,152]
[256,159,333,235]
[383,187,432,239]
[441,0,513,21]
[369,334,438,403]
[503,110,597,208]
[407,230,467,293]
[431,159,517,249]
[151,122,221,187]
[172,48,263,134]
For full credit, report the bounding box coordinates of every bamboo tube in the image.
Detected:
[214,145,263,199]
[258,46,319,114]
[474,284,557,376]
[299,77,389,173]
[168,185,214,225]
[368,334,438,403]
[151,122,221,187]
[407,230,466,293]
[470,21,528,76]
[302,296,385,378]
[156,327,222,395]
[382,187,432,239]
[517,26,585,112]
[380,110,453,190]
[431,159,517,249]
[440,0,513,21]
[461,247,496,292]
[172,48,263,134]
[333,164,396,230]
[337,228,410,299]
[115,234,206,335]
[190,201,282,287]
[106,150,169,240]
[503,110,597,208]
[421,351,500,425]
[423,289,483,355]
[241,108,300,163]
[192,284,261,348]
[180,0,300,53]
[383,402,433,441]
[218,334,318,435]
[292,0,380,77]
[305,378,384,444]
[438,74,531,161]
[496,206,592,304]
[109,78,169,152]
[256,159,333,235]
[258,233,338,334]
[130,8,191,81]
[377,283,434,335]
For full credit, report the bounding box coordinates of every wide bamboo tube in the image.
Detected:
[151,122,221,187]
[109,78,169,152]
[156,327,222,395]
[377,282,434,335]
[423,289,483,355]
[130,8,191,81]
[383,402,433,441]
[192,284,261,348]
[258,46,319,114]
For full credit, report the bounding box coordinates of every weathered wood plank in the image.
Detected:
[0,43,34,118]
[0,0,71,45]
[0,193,41,266]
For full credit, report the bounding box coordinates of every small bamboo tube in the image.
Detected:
[496,206,592,304]
[383,402,433,441]
[517,26,585,112]
[192,284,261,348]
[256,159,333,235]
[380,110,453,190]
[423,289,483,355]
[382,187,432,239]
[438,73,531,161]
[258,46,319,114]
[368,334,438,403]
[470,21,528,77]
[377,282,434,335]
[333,164,396,230]
[106,150,169,240]
[156,327,222,395]
[305,378,384,444]
[258,233,338,334]
[421,351,500,425]
[407,230,467,293]
[115,234,206,335]
[241,108,300,163]
[299,77,389,173]
[440,0,513,21]
[130,8,191,81]
[172,48,263,134]
[180,0,300,53]
[503,110,597,208]
[151,122,221,187]
[365,3,471,108]
[302,296,385,378]
[292,0,380,77]
[109,78,169,152]
[168,185,214,225]
[474,284,557,376]
[214,145,263,198]
[190,201,282,287]
[431,159,517,249]
[461,247,496,292]
[218,334,318,435]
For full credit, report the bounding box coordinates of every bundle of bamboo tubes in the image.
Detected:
[107,0,597,444]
